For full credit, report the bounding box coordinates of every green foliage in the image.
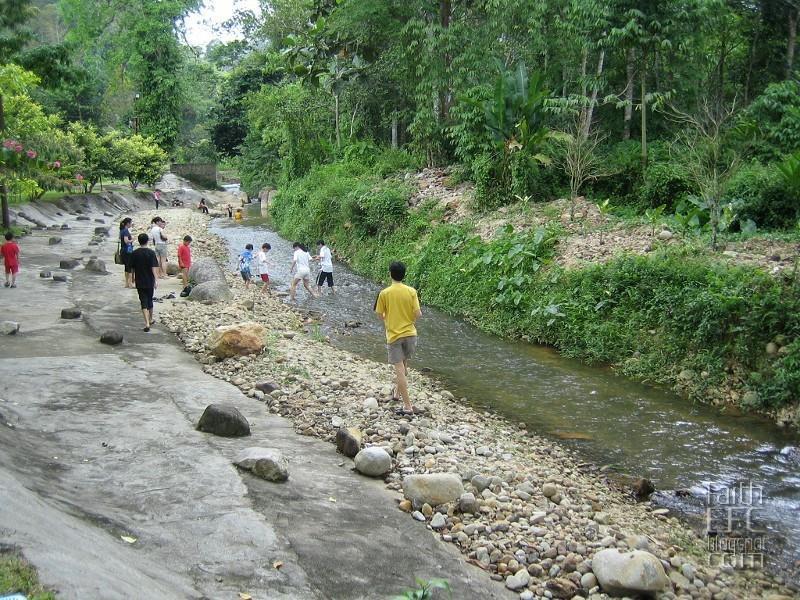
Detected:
[0,552,56,600]
[639,161,694,210]
[109,134,168,190]
[393,578,451,600]
[727,162,798,229]
[740,81,800,161]
[756,339,800,410]
[590,140,644,204]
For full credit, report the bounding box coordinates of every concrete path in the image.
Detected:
[0,197,504,599]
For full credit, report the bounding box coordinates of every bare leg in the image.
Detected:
[289,278,298,301]
[394,361,413,412]
[141,308,151,330]
[303,279,318,298]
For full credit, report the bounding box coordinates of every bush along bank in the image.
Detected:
[270,162,800,429]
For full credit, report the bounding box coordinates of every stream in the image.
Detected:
[211,205,799,582]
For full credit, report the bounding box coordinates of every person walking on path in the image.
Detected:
[375,261,422,416]
[148,217,168,278]
[313,239,335,296]
[238,244,254,289]
[1,231,20,288]
[177,235,192,289]
[256,242,271,295]
[119,217,135,288]
[289,242,317,301]
[130,233,159,332]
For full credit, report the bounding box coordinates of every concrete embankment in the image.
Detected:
[0,194,502,599]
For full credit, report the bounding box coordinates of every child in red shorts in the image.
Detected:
[256,242,271,295]
[1,232,20,288]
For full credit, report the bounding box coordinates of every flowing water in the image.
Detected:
[212,206,799,581]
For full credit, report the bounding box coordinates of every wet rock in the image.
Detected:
[60,259,80,269]
[632,477,655,499]
[166,263,181,276]
[94,226,110,236]
[60,223,69,230]
[234,447,288,482]
[336,427,362,458]
[1,321,20,335]
[255,381,278,394]
[99,330,123,345]
[52,274,68,282]
[39,270,51,278]
[188,280,232,303]
[188,256,226,284]
[354,447,392,477]
[208,322,265,358]
[471,474,491,493]
[48,236,62,245]
[403,473,464,508]
[196,404,251,437]
[60,308,82,319]
[592,549,669,596]
[76,215,90,221]
[85,258,108,274]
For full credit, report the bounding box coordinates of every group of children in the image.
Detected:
[236,239,335,301]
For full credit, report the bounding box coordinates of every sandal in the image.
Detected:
[391,386,400,401]
[394,407,415,417]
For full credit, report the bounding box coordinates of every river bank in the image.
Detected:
[155,207,795,599]
[268,163,800,431]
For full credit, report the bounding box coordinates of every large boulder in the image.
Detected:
[165,262,181,276]
[1,321,20,335]
[60,307,82,319]
[188,280,232,303]
[60,259,80,269]
[187,257,225,284]
[208,322,265,358]
[196,404,251,437]
[234,447,289,482]
[592,549,669,596]
[99,330,123,345]
[354,447,392,477]
[336,427,362,458]
[402,473,464,508]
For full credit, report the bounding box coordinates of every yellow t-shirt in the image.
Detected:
[375,282,420,343]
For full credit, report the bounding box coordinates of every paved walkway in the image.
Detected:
[0,197,503,599]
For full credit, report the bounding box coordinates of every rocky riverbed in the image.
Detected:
[147,208,793,600]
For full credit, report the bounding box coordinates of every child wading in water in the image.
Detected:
[256,243,271,294]
[289,242,318,301]
[238,244,254,288]
[1,232,20,288]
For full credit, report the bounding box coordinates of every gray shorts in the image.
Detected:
[388,335,417,365]
[155,244,168,258]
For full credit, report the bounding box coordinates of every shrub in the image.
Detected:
[739,80,800,161]
[344,182,410,235]
[590,140,643,204]
[639,161,694,210]
[726,162,798,229]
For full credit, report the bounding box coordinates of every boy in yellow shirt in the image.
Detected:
[375,261,422,415]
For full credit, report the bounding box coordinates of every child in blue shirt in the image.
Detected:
[238,244,254,288]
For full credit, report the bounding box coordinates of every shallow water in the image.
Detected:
[212,208,799,579]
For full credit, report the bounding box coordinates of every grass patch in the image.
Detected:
[0,552,56,600]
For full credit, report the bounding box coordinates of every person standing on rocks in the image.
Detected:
[148,217,168,279]
[256,242,271,295]
[198,198,209,214]
[375,261,422,415]
[177,235,192,289]
[313,240,335,296]
[119,217,135,288]
[226,204,233,218]
[153,189,161,210]
[1,231,20,288]
[289,242,317,301]
[130,233,159,332]
[238,243,254,289]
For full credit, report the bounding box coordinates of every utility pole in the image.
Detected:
[1,93,9,230]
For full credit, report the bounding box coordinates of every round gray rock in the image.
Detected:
[99,330,123,345]
[234,447,288,482]
[188,280,232,303]
[39,270,51,278]
[403,473,464,508]
[187,257,226,284]
[196,403,251,437]
[85,258,108,274]
[1,321,20,335]
[48,236,62,245]
[592,549,669,596]
[354,447,392,477]
[60,307,82,319]
[52,274,68,282]
[60,259,80,269]
[165,262,181,276]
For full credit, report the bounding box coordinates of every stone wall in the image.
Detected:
[170,163,217,188]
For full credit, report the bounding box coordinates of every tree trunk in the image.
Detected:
[439,0,451,122]
[623,48,634,140]
[640,50,648,170]
[0,94,8,230]
[334,93,341,149]
[580,47,588,98]
[581,49,605,140]
[391,112,398,149]
[788,7,798,78]
[744,26,759,104]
